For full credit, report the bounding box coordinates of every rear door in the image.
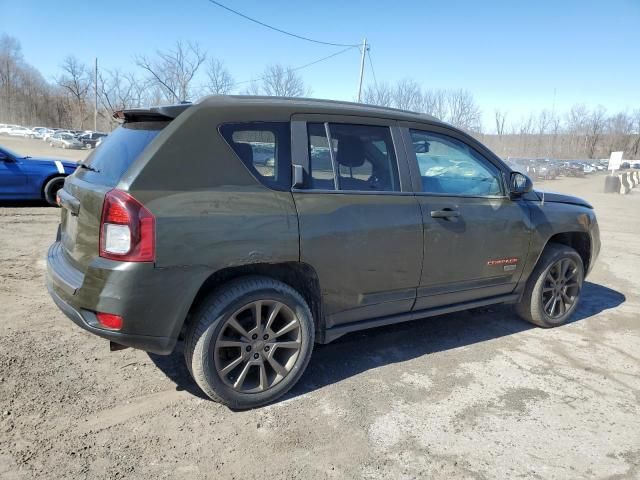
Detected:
[59,121,167,272]
[401,123,531,310]
[291,115,423,328]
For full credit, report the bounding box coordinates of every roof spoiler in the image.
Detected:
[113,103,192,123]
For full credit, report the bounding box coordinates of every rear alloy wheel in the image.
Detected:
[516,243,584,327]
[185,276,314,409]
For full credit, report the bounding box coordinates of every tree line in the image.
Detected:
[1,33,638,159]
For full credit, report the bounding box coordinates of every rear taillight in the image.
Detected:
[99,189,155,262]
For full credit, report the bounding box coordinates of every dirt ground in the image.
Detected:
[1,137,639,479]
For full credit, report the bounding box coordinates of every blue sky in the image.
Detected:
[1,0,639,130]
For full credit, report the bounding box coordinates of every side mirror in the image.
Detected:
[510,171,533,195]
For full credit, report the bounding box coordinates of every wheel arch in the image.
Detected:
[181,262,324,342]
[543,231,591,273]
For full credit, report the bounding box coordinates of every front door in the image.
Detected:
[0,154,27,196]
[402,126,532,310]
[291,116,423,328]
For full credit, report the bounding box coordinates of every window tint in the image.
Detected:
[307,123,400,192]
[82,122,166,186]
[410,130,503,196]
[220,122,291,190]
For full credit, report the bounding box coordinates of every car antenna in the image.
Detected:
[541,190,545,207]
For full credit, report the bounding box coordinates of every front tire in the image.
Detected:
[516,243,584,327]
[185,276,315,409]
[43,176,65,206]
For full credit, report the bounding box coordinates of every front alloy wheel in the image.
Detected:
[516,243,584,327]
[541,258,581,319]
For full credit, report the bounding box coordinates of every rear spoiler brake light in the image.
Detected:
[113,103,192,123]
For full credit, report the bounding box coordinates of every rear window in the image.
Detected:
[81,122,166,185]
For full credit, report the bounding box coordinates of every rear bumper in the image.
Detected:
[46,241,210,355]
[47,282,175,354]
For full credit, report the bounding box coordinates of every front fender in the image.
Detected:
[515,201,599,294]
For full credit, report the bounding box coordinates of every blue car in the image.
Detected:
[0,145,78,206]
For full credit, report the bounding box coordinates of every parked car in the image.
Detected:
[42,129,60,141]
[559,162,585,177]
[0,124,20,135]
[535,160,557,180]
[47,96,600,409]
[31,127,48,139]
[8,126,37,138]
[0,145,77,205]
[620,162,631,169]
[581,162,595,174]
[505,158,537,178]
[78,132,107,149]
[49,132,84,149]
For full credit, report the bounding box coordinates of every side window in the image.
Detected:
[307,122,400,192]
[410,130,503,196]
[220,122,291,190]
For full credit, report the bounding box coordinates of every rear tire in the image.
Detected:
[185,276,314,409]
[43,176,65,206]
[516,243,584,327]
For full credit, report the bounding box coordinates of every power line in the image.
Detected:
[206,0,359,48]
[231,46,358,87]
[367,48,378,88]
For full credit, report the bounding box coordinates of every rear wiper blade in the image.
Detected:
[78,163,100,172]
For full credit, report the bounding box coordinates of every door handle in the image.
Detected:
[430,208,460,219]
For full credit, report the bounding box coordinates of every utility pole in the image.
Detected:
[94,57,98,132]
[356,38,368,103]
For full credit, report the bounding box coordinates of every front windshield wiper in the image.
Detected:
[23,155,32,159]
[78,163,100,173]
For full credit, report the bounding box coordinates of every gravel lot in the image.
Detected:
[1,137,639,479]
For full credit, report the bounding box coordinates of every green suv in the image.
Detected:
[47,96,600,408]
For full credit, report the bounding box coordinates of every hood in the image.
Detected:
[534,190,592,209]
[22,156,78,168]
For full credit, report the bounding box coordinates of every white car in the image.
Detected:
[31,127,47,139]
[42,129,60,141]
[0,124,19,135]
[8,126,37,138]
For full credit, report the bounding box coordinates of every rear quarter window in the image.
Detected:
[220,122,291,191]
[80,122,166,186]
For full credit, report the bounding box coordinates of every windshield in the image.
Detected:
[80,121,167,186]
[0,146,24,158]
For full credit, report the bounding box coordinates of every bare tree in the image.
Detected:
[392,78,422,111]
[257,64,307,97]
[495,110,507,136]
[445,89,481,131]
[585,106,607,158]
[136,41,206,103]
[0,34,22,122]
[630,109,640,157]
[362,82,393,107]
[205,58,234,95]
[422,89,447,120]
[57,56,90,128]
